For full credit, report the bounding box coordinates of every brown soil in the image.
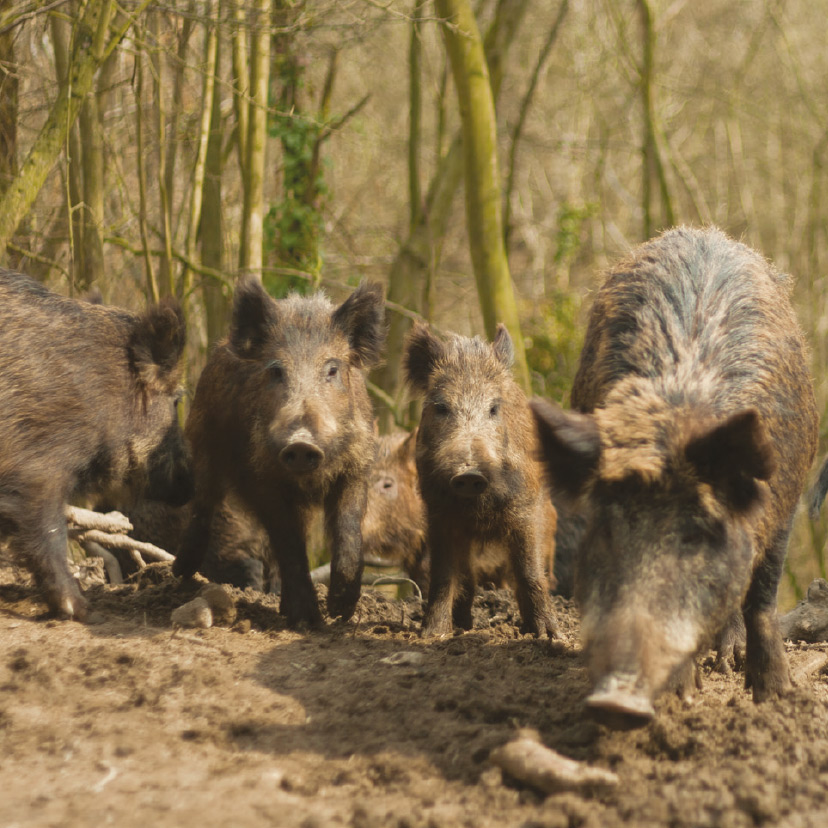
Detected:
[1,561,828,828]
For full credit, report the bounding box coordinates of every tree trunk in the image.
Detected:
[0,0,17,196]
[49,10,85,283]
[239,0,270,279]
[434,0,530,390]
[77,89,105,291]
[375,0,529,428]
[181,0,219,301]
[201,24,229,346]
[637,0,673,240]
[150,8,174,296]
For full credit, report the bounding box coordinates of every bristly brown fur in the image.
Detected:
[534,226,819,716]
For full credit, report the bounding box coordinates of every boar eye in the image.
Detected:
[489,401,501,417]
[433,401,449,416]
[325,360,340,381]
[267,361,284,382]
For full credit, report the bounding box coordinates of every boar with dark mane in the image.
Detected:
[173,278,385,627]
[531,227,817,727]
[0,271,191,620]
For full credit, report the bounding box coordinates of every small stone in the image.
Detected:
[199,584,237,625]
[234,618,252,634]
[171,597,213,629]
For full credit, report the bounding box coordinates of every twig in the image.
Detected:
[66,505,133,534]
[73,529,174,563]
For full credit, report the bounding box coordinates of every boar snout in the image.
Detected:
[279,440,324,474]
[450,470,489,497]
[584,671,656,729]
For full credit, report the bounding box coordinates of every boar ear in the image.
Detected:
[530,399,601,498]
[399,428,418,461]
[492,324,514,368]
[685,409,775,512]
[404,323,444,394]
[129,298,185,389]
[229,276,278,357]
[332,281,386,369]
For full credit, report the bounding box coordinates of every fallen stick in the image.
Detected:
[73,529,174,563]
[66,506,132,534]
[791,651,828,686]
[490,731,619,794]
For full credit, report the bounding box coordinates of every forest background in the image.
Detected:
[1,0,826,608]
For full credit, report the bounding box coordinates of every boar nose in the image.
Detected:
[279,441,324,474]
[584,672,655,730]
[450,470,488,498]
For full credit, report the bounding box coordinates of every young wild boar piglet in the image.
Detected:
[405,323,558,638]
[531,226,818,728]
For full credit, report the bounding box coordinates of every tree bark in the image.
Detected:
[239,0,270,279]
[434,0,530,390]
[181,0,219,301]
[637,0,673,240]
[0,0,17,196]
[150,8,174,296]
[201,22,229,346]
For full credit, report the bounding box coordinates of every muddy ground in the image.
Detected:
[1,560,828,828]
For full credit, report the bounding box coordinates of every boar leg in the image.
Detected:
[713,610,746,674]
[743,522,792,701]
[21,496,87,620]
[508,528,558,638]
[173,494,218,578]
[259,502,321,628]
[452,552,476,631]
[324,476,368,621]
[422,523,465,637]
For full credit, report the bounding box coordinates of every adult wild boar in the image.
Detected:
[531,227,817,726]
[173,278,385,626]
[405,323,558,638]
[0,270,191,620]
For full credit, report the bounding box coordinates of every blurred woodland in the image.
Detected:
[1,0,827,604]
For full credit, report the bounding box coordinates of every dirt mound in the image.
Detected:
[1,562,827,827]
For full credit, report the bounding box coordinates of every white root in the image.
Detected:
[66,506,132,534]
[490,732,619,795]
[74,529,174,563]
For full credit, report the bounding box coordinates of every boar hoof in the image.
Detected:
[421,616,453,639]
[747,668,792,703]
[585,674,655,730]
[172,555,198,579]
[279,442,324,474]
[327,590,359,622]
[449,471,488,498]
[521,613,559,639]
[48,588,88,622]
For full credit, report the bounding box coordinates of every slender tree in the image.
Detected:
[239,0,270,279]
[435,0,530,390]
